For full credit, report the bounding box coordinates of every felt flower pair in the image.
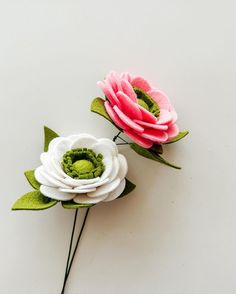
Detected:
[12,71,188,210]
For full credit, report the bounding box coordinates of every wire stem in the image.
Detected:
[61,208,90,294]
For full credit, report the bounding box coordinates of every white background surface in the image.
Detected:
[0,0,235,293]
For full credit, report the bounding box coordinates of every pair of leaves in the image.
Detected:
[12,127,60,211]
[12,169,58,211]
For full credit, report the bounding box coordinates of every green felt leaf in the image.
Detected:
[119,178,136,198]
[44,126,59,152]
[12,191,57,211]
[24,170,40,190]
[62,201,94,209]
[165,131,189,144]
[90,97,112,122]
[130,143,181,169]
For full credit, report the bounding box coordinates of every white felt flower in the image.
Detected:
[34,134,128,204]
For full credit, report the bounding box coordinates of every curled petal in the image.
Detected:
[63,177,100,188]
[97,81,120,107]
[113,105,144,133]
[104,101,129,130]
[40,185,75,201]
[141,129,168,143]
[103,179,126,202]
[148,89,171,110]
[117,154,128,180]
[121,79,137,101]
[124,129,153,148]
[59,187,96,194]
[70,134,97,149]
[116,91,142,120]
[134,120,168,130]
[157,109,172,125]
[73,193,108,204]
[88,178,121,197]
[97,138,118,156]
[131,76,151,92]
[167,124,179,139]
[138,105,157,124]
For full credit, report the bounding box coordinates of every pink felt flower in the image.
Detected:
[98,71,179,148]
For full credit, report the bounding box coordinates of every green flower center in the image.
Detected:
[62,148,105,179]
[134,87,160,118]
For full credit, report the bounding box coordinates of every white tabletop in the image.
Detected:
[0,0,236,293]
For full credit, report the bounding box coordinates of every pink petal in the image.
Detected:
[148,89,171,110]
[106,71,119,93]
[124,129,153,148]
[104,101,129,130]
[97,81,120,107]
[116,91,142,120]
[138,105,157,123]
[121,72,132,83]
[121,79,137,102]
[170,110,178,125]
[113,105,144,133]
[141,129,168,143]
[157,109,172,124]
[134,120,168,130]
[131,76,151,92]
[167,124,179,139]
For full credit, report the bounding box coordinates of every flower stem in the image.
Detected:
[113,131,121,142]
[60,208,90,294]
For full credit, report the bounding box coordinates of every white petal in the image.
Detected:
[88,178,120,197]
[107,157,119,183]
[63,177,100,188]
[103,178,126,202]
[76,178,109,190]
[70,134,98,149]
[35,166,57,187]
[35,166,70,189]
[40,185,75,201]
[117,154,128,180]
[100,157,113,181]
[73,193,108,204]
[97,138,118,156]
[59,187,96,193]
[53,138,72,161]
[91,142,113,159]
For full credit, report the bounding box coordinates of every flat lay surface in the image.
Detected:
[0,0,235,293]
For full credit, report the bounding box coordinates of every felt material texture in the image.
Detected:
[44,126,59,152]
[96,71,181,148]
[12,191,57,210]
[24,170,40,190]
[61,200,94,209]
[90,97,112,122]
[130,143,181,170]
[35,130,130,204]
[165,131,189,144]
[118,178,136,198]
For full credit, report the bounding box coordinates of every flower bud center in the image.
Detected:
[62,148,105,179]
[137,99,149,111]
[72,160,95,174]
[134,87,160,118]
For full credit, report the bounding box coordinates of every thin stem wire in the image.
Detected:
[61,208,90,294]
[60,209,78,294]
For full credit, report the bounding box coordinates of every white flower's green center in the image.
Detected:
[72,159,95,174]
[62,148,105,179]
[134,87,160,118]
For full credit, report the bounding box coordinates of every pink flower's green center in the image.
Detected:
[134,87,160,118]
[62,148,105,179]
